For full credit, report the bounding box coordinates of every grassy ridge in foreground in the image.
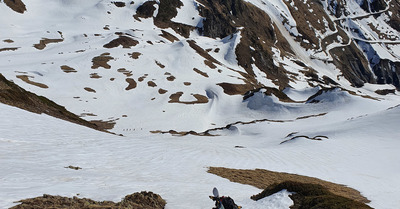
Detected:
[252,181,372,209]
[208,167,371,208]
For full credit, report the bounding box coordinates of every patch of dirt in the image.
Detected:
[117,68,133,77]
[33,37,64,50]
[103,36,139,48]
[208,167,370,204]
[158,88,168,94]
[112,1,126,7]
[125,78,137,90]
[0,47,19,52]
[217,82,256,95]
[60,65,77,73]
[153,0,195,38]
[187,40,221,66]
[134,1,157,20]
[138,74,148,82]
[204,60,217,69]
[64,165,82,170]
[3,0,26,13]
[90,73,102,79]
[155,60,165,68]
[193,68,209,77]
[159,30,179,42]
[84,87,96,93]
[168,92,209,104]
[0,74,108,132]
[16,75,48,89]
[91,53,114,69]
[375,89,396,95]
[166,75,176,81]
[243,87,295,102]
[147,80,157,87]
[10,191,166,209]
[90,119,116,131]
[3,39,14,43]
[183,82,191,86]
[129,52,142,59]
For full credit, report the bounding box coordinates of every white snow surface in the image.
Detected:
[1,0,400,208]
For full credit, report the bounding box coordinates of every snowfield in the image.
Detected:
[1,91,400,208]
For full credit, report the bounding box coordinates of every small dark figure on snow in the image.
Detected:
[209,187,241,209]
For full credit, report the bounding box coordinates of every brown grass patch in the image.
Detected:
[138,74,148,82]
[60,65,77,73]
[91,53,114,69]
[166,75,176,81]
[3,39,14,43]
[4,0,26,13]
[204,60,217,69]
[117,68,133,77]
[155,60,165,68]
[16,75,48,89]
[10,191,166,209]
[103,36,139,48]
[33,38,63,50]
[84,87,96,93]
[90,119,116,131]
[134,1,157,20]
[187,40,221,65]
[129,52,142,59]
[147,80,157,87]
[158,88,168,94]
[217,82,255,95]
[193,68,209,77]
[159,30,179,42]
[112,1,126,7]
[125,78,137,90]
[0,47,19,52]
[208,167,370,204]
[89,73,102,79]
[168,92,209,104]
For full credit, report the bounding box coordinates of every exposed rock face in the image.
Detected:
[330,42,376,87]
[198,0,291,90]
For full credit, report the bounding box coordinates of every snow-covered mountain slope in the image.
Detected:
[1,0,400,208]
[0,0,399,135]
